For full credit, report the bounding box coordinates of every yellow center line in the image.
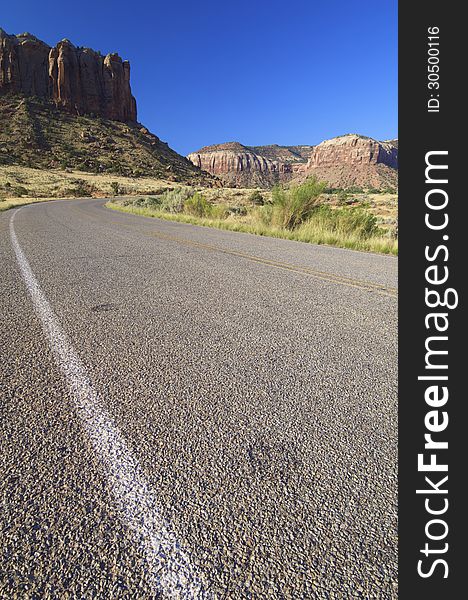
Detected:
[106,217,398,299]
[33,202,398,298]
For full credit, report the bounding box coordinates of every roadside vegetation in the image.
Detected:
[0,197,64,212]
[107,177,398,255]
[0,165,397,253]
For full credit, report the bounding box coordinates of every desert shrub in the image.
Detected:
[65,179,96,198]
[304,205,380,239]
[228,205,248,216]
[355,198,372,209]
[110,181,120,196]
[337,190,349,206]
[249,190,264,205]
[159,187,193,213]
[183,192,212,217]
[346,185,365,194]
[271,177,326,229]
[9,172,26,184]
[119,197,137,207]
[143,196,163,208]
[12,185,29,197]
[210,204,230,219]
[256,203,274,226]
[130,197,149,207]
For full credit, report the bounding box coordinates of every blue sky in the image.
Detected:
[2,0,397,156]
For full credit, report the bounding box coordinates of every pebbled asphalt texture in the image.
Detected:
[0,199,398,599]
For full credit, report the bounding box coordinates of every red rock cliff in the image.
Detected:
[187,142,293,187]
[0,29,136,122]
[304,134,398,169]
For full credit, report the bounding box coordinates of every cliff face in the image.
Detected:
[0,30,136,122]
[295,135,398,189]
[304,135,398,170]
[188,135,398,189]
[187,142,296,187]
[249,144,314,164]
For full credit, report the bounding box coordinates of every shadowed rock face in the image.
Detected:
[0,30,136,122]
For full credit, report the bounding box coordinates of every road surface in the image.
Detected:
[0,199,397,598]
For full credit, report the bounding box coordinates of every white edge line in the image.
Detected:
[9,208,210,600]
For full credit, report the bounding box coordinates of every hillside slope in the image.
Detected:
[0,96,212,183]
[0,29,214,184]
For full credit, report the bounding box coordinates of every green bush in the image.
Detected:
[159,187,193,213]
[65,179,96,198]
[305,205,380,239]
[345,185,365,194]
[110,181,120,196]
[257,203,274,225]
[183,192,212,217]
[130,196,159,208]
[249,190,265,205]
[12,185,29,197]
[210,204,230,219]
[228,205,248,216]
[271,177,326,229]
[337,190,349,205]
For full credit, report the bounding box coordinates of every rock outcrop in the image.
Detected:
[249,144,314,165]
[296,135,398,189]
[0,94,216,183]
[188,135,398,189]
[304,134,397,170]
[0,29,136,122]
[187,142,301,187]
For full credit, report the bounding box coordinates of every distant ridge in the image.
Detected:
[187,135,398,189]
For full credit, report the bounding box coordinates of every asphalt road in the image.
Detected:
[0,199,398,599]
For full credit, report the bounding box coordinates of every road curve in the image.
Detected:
[0,199,397,598]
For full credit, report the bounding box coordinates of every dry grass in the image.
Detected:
[1,164,398,255]
[0,165,266,205]
[107,201,398,255]
[0,197,64,212]
[0,165,177,201]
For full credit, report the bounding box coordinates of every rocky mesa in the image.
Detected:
[186,143,315,188]
[0,29,214,183]
[295,134,398,189]
[305,134,397,169]
[0,29,136,122]
[188,135,398,190]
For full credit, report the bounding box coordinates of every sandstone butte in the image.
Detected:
[187,142,297,188]
[0,29,136,122]
[304,135,397,170]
